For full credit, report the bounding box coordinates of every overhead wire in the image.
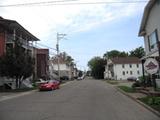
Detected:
[0,0,78,7]
[0,0,148,7]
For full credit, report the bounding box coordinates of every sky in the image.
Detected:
[0,0,149,70]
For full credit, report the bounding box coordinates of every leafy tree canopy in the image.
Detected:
[129,46,145,58]
[103,50,128,59]
[0,39,34,88]
[88,57,105,79]
[103,46,145,59]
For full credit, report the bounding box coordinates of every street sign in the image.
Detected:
[144,58,159,74]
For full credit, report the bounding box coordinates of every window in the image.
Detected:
[129,64,132,68]
[137,64,139,68]
[122,64,125,68]
[130,71,132,75]
[148,30,158,51]
[122,71,125,75]
[137,71,140,75]
[126,71,128,74]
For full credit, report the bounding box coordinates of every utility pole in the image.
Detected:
[56,32,66,81]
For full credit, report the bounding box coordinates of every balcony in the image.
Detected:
[6,34,34,51]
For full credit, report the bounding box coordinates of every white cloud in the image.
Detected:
[0,0,146,42]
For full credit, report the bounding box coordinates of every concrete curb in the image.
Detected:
[116,87,160,117]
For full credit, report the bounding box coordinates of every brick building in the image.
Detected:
[36,49,49,80]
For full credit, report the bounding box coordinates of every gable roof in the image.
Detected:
[138,0,156,36]
[110,57,141,64]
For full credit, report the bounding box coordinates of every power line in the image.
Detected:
[0,0,78,7]
[0,0,148,7]
[50,1,148,6]
[36,42,57,51]
[35,42,67,55]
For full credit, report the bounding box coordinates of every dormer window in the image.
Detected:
[148,29,158,52]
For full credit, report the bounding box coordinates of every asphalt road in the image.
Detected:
[0,79,159,120]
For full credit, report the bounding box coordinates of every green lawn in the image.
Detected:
[139,96,160,112]
[118,86,135,93]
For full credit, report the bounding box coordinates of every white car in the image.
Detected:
[77,75,85,80]
[35,79,47,85]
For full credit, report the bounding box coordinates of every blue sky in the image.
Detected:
[0,0,148,70]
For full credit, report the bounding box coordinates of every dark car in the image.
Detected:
[127,77,138,81]
[39,80,60,91]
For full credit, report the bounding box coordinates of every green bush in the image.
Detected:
[139,75,152,87]
[132,81,141,88]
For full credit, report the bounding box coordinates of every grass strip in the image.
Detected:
[139,96,160,112]
[118,85,135,93]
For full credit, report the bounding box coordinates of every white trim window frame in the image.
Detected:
[148,29,159,52]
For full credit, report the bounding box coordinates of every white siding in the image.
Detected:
[144,2,160,56]
[53,64,70,71]
[113,63,142,80]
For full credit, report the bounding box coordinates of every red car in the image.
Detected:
[39,80,60,91]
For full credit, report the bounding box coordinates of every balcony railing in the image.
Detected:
[6,34,34,50]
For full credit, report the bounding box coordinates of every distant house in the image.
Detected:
[0,17,39,88]
[49,56,75,80]
[104,57,142,80]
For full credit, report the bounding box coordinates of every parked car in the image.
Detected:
[77,75,85,80]
[39,80,60,91]
[35,78,47,85]
[127,77,138,81]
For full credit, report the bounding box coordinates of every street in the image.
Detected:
[0,79,159,120]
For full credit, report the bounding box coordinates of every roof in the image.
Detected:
[37,49,49,54]
[0,17,39,41]
[110,57,141,64]
[138,0,156,36]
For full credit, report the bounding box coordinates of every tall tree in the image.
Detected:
[0,39,34,88]
[103,50,128,59]
[88,57,105,79]
[129,46,145,58]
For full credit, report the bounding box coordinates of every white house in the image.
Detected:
[49,57,74,80]
[139,0,160,58]
[138,0,160,86]
[104,57,143,80]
